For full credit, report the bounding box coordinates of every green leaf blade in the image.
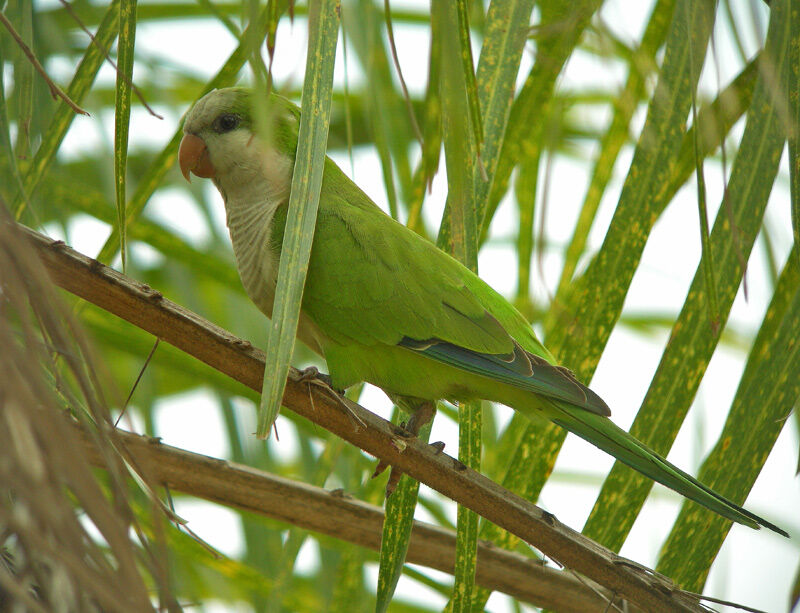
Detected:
[657,247,800,589]
[482,0,601,236]
[555,0,675,297]
[789,0,800,269]
[0,43,28,205]
[455,0,482,156]
[654,0,797,585]
[114,0,137,272]
[15,0,121,220]
[545,0,717,370]
[375,473,422,613]
[10,0,34,160]
[257,0,340,438]
[583,0,792,553]
[483,0,717,551]
[433,1,485,606]
[451,400,480,613]
[473,0,536,227]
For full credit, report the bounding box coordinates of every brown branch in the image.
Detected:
[74,423,632,612]
[0,11,89,115]
[24,225,705,612]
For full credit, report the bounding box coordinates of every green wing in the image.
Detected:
[299,160,608,415]
[294,158,786,536]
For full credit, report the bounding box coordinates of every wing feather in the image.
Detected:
[301,161,607,414]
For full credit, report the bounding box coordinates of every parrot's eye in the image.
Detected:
[214,113,240,133]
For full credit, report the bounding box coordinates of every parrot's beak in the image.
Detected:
[179,133,216,181]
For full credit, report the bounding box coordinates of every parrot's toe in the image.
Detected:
[293,365,364,429]
[294,365,344,394]
[374,440,446,498]
[373,400,442,498]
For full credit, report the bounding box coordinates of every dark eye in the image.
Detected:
[214,113,239,133]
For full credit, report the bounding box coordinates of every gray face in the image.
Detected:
[183,89,244,136]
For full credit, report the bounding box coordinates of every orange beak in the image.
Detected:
[178,133,216,181]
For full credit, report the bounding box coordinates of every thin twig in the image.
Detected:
[58,0,164,120]
[689,592,769,613]
[116,337,160,426]
[163,485,224,559]
[0,11,88,115]
[383,0,424,147]
[565,566,627,613]
[340,8,356,177]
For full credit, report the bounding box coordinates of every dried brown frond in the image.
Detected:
[0,205,179,612]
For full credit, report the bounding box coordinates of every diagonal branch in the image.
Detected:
[24,224,705,612]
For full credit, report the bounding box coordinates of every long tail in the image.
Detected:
[544,402,788,536]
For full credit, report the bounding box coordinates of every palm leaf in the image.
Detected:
[257,0,340,437]
[3,0,797,610]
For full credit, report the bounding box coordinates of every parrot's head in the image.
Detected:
[179,87,300,192]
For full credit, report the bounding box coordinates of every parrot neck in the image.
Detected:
[212,142,328,356]
[215,144,294,318]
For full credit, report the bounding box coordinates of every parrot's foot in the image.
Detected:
[372,401,442,497]
[373,440,445,497]
[294,365,344,394]
[292,366,365,430]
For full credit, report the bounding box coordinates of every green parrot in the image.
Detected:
[179,87,786,536]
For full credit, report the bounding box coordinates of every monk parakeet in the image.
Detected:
[179,87,785,536]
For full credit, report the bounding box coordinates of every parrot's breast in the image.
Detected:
[217,158,326,355]
[227,198,279,316]
[214,144,292,315]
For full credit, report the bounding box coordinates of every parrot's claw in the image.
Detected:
[372,459,390,478]
[374,440,446,497]
[430,441,445,454]
[294,365,344,394]
[372,401,440,498]
[292,366,365,430]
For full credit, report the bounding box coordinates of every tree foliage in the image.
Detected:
[0,0,798,611]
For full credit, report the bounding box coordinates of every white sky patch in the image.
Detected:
[154,388,229,458]
[171,498,245,559]
[146,185,213,245]
[127,239,166,269]
[63,214,112,258]
[292,537,321,576]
